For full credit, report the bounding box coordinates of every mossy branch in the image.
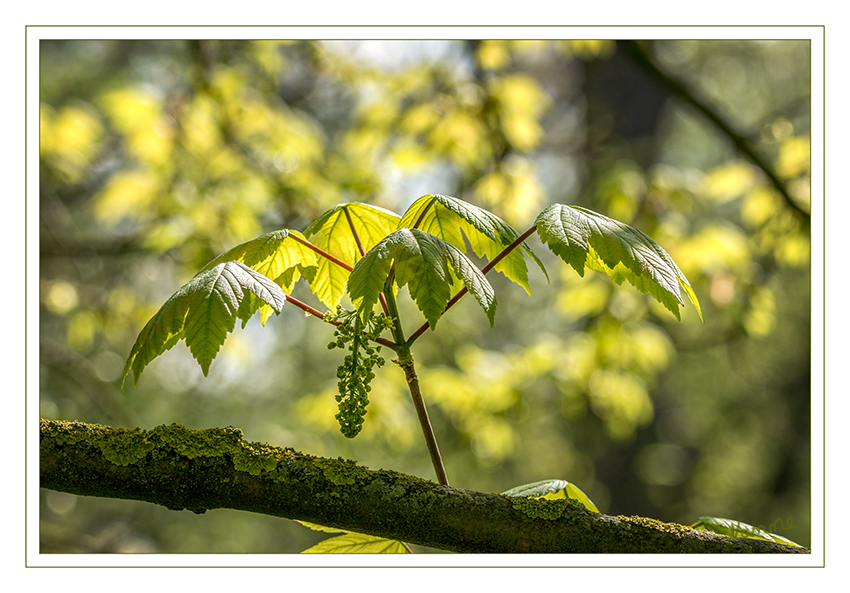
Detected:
[39,419,809,554]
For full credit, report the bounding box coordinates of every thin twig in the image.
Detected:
[395,351,450,486]
[284,293,397,349]
[381,281,450,485]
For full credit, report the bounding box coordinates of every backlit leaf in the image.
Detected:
[301,532,410,554]
[295,521,345,534]
[502,479,599,513]
[123,261,286,387]
[347,228,496,330]
[399,194,547,295]
[535,204,703,321]
[691,516,802,547]
[304,202,401,308]
[200,229,318,324]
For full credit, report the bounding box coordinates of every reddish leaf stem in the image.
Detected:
[342,206,366,255]
[283,293,398,349]
[290,233,353,272]
[289,227,398,347]
[411,196,436,230]
[343,206,390,317]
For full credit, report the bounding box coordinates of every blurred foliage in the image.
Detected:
[39,38,812,553]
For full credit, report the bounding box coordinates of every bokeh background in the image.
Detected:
[38,38,812,553]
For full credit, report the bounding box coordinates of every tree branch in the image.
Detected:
[618,40,810,222]
[39,419,808,554]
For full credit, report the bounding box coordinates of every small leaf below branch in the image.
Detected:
[301,532,411,554]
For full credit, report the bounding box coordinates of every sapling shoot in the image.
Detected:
[124,195,702,486]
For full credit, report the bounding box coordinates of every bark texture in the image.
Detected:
[39,419,809,554]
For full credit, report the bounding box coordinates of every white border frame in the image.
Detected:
[25,25,825,569]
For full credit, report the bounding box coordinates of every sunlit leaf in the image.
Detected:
[347,228,496,329]
[502,479,599,513]
[200,229,318,324]
[301,532,411,554]
[399,194,547,295]
[691,516,802,547]
[475,40,511,70]
[704,161,756,203]
[304,202,401,309]
[558,40,617,60]
[296,521,345,534]
[535,204,703,321]
[123,261,286,387]
[431,109,489,167]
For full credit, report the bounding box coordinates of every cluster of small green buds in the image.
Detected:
[324,307,393,438]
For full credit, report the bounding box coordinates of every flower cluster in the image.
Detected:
[324,307,393,438]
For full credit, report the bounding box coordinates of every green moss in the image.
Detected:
[152,424,243,458]
[617,514,696,536]
[96,428,156,466]
[42,419,110,446]
[41,420,290,476]
[314,457,371,486]
[232,441,279,476]
[509,496,569,520]
[41,420,155,466]
[375,469,429,484]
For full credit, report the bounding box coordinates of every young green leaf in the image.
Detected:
[301,532,411,554]
[123,261,286,387]
[399,194,547,294]
[297,519,410,553]
[691,516,802,547]
[304,202,401,309]
[535,204,703,321]
[347,228,497,330]
[295,521,345,534]
[502,479,599,513]
[199,229,318,325]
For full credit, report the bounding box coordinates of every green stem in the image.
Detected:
[382,281,449,486]
[406,225,539,346]
[395,348,450,486]
[380,275,406,356]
